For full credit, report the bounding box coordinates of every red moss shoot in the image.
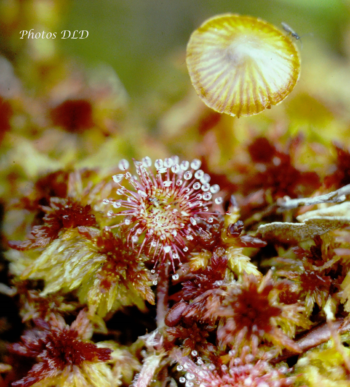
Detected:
[50,99,94,133]
[10,313,112,387]
[9,198,97,251]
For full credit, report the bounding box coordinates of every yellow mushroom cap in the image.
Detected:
[186,14,301,117]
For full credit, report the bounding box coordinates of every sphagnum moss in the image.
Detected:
[1,11,350,387]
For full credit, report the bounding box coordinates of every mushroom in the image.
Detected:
[186,14,301,117]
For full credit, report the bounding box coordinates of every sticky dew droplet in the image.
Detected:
[194,170,204,179]
[215,197,223,204]
[203,192,212,201]
[210,184,220,193]
[142,156,152,167]
[113,174,124,183]
[184,171,192,180]
[155,159,163,169]
[181,160,189,170]
[201,173,211,184]
[172,164,180,173]
[172,155,180,165]
[190,159,201,170]
[118,159,129,171]
[164,158,173,168]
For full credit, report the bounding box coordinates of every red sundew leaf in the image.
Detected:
[108,157,224,270]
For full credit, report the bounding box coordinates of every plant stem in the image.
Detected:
[156,262,170,329]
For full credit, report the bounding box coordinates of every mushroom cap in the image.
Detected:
[186,14,301,118]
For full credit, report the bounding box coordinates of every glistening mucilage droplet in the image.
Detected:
[107,157,220,270]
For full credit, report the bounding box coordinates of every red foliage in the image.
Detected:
[197,111,222,135]
[34,171,69,205]
[171,254,227,302]
[215,274,300,353]
[18,287,74,322]
[82,228,145,290]
[50,99,94,133]
[298,270,332,294]
[293,235,324,264]
[15,171,70,212]
[0,96,12,144]
[10,315,112,387]
[165,323,214,356]
[76,227,154,305]
[325,143,350,188]
[278,288,301,305]
[245,137,320,199]
[165,254,227,327]
[218,276,281,340]
[248,137,276,163]
[227,220,267,248]
[8,198,97,250]
[278,237,341,310]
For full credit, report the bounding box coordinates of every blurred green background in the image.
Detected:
[61,0,348,101]
[1,0,349,128]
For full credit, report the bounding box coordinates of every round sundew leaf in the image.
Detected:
[186,14,301,117]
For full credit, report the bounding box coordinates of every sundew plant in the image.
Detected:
[1,2,350,387]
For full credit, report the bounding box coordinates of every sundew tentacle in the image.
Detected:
[105,157,222,269]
